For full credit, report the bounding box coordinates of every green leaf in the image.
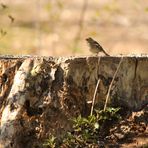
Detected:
[94,122,99,129]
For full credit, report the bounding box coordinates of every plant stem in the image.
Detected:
[104,56,123,111]
[90,57,101,116]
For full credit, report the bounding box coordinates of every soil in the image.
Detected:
[102,106,148,148]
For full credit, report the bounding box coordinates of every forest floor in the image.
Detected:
[102,107,148,147]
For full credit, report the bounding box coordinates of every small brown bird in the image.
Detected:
[86,37,109,56]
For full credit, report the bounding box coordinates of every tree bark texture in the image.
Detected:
[0,55,147,148]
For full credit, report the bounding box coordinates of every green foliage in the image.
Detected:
[95,107,121,123]
[43,135,56,148]
[65,115,99,145]
[62,107,121,147]
[43,107,121,147]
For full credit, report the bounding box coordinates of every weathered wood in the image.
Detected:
[0,55,147,148]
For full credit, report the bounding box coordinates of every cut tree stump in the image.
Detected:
[0,55,147,148]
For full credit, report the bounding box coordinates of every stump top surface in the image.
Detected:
[0,54,147,60]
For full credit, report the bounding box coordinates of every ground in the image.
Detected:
[104,107,148,147]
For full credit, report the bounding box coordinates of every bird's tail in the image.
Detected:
[102,49,110,56]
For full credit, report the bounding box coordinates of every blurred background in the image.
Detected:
[0,0,148,56]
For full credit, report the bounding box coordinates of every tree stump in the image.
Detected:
[0,55,147,148]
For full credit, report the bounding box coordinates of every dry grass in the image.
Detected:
[0,0,148,56]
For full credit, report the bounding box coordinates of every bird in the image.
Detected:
[86,37,109,56]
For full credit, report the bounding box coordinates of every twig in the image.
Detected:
[35,0,42,50]
[73,0,88,53]
[90,57,101,116]
[104,56,123,111]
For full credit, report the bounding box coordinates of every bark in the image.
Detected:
[0,55,147,148]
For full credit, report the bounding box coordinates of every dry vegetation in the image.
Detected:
[0,0,148,56]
